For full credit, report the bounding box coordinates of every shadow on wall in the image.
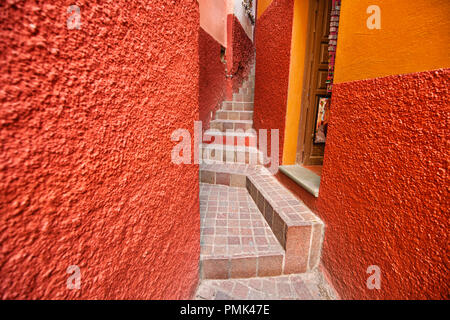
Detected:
[199,27,227,131]
[228,15,255,94]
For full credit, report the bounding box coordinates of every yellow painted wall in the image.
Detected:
[282,0,310,165]
[334,0,450,83]
[257,0,274,18]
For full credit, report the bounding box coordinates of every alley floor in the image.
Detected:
[193,62,337,300]
[197,182,337,300]
[195,271,336,300]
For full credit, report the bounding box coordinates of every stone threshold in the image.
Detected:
[279,165,321,198]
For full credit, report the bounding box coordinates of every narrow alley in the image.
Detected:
[0,0,448,304]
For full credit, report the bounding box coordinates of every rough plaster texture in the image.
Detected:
[229,15,255,94]
[317,68,450,299]
[253,0,294,164]
[199,27,226,131]
[232,0,255,41]
[0,0,200,299]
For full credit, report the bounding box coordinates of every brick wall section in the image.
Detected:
[253,0,294,164]
[199,27,227,131]
[0,1,200,299]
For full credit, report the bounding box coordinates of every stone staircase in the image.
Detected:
[199,64,325,282]
[202,66,261,164]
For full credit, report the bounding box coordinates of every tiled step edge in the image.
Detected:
[247,174,324,274]
[203,131,257,147]
[200,145,264,165]
[200,253,285,280]
[199,163,324,274]
[222,101,254,111]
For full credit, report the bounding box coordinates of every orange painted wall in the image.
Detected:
[257,0,274,18]
[334,0,450,83]
[282,0,310,165]
[316,0,450,299]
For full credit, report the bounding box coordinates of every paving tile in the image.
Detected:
[232,282,249,299]
[230,257,257,278]
[258,254,283,277]
[200,184,284,279]
[214,290,233,300]
[195,271,336,300]
[202,258,229,279]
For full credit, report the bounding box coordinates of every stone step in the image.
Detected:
[200,163,324,275]
[222,101,253,111]
[203,130,257,147]
[239,87,254,95]
[200,144,263,164]
[195,271,337,300]
[200,184,285,280]
[242,81,254,89]
[210,119,253,132]
[233,92,254,102]
[216,110,253,121]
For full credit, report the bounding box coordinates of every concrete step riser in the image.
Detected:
[216,111,253,121]
[200,149,263,165]
[222,102,253,111]
[203,136,256,147]
[239,88,255,95]
[233,93,254,102]
[210,121,253,132]
[242,82,254,89]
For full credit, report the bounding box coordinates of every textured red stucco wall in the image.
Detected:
[253,0,294,163]
[228,15,255,94]
[199,27,226,131]
[317,68,450,299]
[0,0,200,299]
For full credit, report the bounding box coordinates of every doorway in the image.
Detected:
[296,0,334,167]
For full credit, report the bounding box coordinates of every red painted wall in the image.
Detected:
[318,68,450,299]
[199,27,227,130]
[228,15,255,95]
[253,0,294,163]
[0,1,200,299]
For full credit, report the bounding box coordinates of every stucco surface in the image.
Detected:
[253,0,294,164]
[0,0,200,299]
[199,27,226,131]
[199,0,227,47]
[230,15,255,94]
[318,68,450,299]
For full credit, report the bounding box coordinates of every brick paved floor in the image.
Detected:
[200,184,284,258]
[195,271,337,300]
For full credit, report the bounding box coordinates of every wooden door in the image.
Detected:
[296,0,332,165]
